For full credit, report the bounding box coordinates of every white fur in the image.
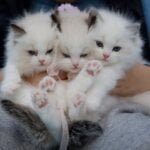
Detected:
[0,11,60,148]
[0,11,58,103]
[55,10,97,73]
[65,9,144,121]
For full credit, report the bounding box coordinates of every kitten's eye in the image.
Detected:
[46,49,53,54]
[28,50,38,56]
[62,52,70,58]
[80,53,88,58]
[112,46,122,52]
[96,40,103,48]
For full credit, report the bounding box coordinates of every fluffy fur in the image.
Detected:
[28,9,99,148]
[0,12,61,148]
[46,8,144,122]
[66,9,144,121]
[0,11,58,107]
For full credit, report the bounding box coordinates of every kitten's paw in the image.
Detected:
[85,60,102,77]
[47,66,59,77]
[68,93,86,121]
[32,91,48,108]
[39,76,56,92]
[73,93,86,108]
[1,79,21,95]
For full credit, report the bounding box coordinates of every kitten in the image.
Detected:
[0,11,58,108]
[29,8,99,148]
[67,9,144,121]
[0,12,63,148]
[44,8,143,122]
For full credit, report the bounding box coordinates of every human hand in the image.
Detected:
[110,64,150,97]
[0,70,3,81]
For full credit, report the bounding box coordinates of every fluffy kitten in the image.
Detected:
[0,12,62,148]
[67,9,144,121]
[29,9,99,148]
[43,8,143,122]
[0,11,58,107]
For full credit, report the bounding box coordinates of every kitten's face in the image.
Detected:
[9,12,58,73]
[14,32,57,72]
[90,11,142,66]
[52,11,97,73]
[56,33,95,73]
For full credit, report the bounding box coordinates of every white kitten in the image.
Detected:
[0,11,63,148]
[66,9,144,121]
[0,11,58,107]
[53,9,97,74]
[30,9,99,148]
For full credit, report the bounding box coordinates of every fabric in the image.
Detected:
[81,102,150,150]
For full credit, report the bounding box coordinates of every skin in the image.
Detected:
[0,64,150,96]
[110,64,150,97]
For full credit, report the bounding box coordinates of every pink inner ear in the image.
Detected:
[57,4,80,13]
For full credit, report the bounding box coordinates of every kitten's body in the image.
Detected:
[43,9,144,122]
[66,9,145,121]
[0,12,64,148]
[0,12,58,108]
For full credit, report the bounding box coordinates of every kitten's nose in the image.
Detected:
[73,64,79,68]
[103,53,110,60]
[39,59,45,65]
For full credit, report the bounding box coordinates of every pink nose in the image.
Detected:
[73,64,79,68]
[103,53,110,59]
[39,59,45,64]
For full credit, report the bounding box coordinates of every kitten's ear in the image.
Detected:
[51,10,61,32]
[11,24,26,37]
[86,8,103,30]
[127,23,141,35]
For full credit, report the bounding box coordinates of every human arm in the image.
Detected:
[110,64,150,97]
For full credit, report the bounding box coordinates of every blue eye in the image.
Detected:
[28,50,38,56]
[112,46,122,52]
[62,52,70,58]
[96,40,103,48]
[46,49,53,54]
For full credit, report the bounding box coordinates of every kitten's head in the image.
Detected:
[50,9,97,73]
[90,9,143,66]
[6,12,58,73]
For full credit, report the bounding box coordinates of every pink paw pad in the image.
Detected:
[73,93,85,108]
[47,66,59,77]
[86,60,102,76]
[39,76,56,92]
[33,92,48,108]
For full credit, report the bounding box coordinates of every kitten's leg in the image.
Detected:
[1,63,21,95]
[84,69,121,116]
[67,60,102,121]
[68,60,102,94]
[39,76,56,92]
[32,90,62,145]
[32,90,49,109]
[68,92,86,121]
